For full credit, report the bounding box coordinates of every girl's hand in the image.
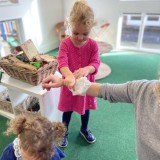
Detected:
[42,74,64,91]
[63,75,76,89]
[73,67,90,79]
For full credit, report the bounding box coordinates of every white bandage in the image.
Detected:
[70,77,91,96]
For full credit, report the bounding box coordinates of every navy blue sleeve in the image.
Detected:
[51,145,65,160]
[0,143,16,160]
[0,144,64,160]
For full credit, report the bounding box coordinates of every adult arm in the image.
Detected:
[86,82,102,97]
[97,80,155,103]
[42,75,155,105]
[80,79,155,104]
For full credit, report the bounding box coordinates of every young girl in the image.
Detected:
[0,113,66,160]
[45,0,100,147]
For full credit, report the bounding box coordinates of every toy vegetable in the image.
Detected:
[30,62,41,69]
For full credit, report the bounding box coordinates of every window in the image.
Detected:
[142,15,160,50]
[117,14,160,53]
[119,14,142,48]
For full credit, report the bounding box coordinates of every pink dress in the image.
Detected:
[57,37,100,115]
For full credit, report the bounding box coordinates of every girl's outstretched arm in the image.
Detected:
[60,67,75,89]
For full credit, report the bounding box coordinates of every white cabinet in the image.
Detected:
[0,72,62,122]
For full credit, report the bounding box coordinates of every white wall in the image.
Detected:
[1,0,160,52]
[63,0,160,49]
[0,0,33,21]
[0,0,64,53]
[28,0,64,53]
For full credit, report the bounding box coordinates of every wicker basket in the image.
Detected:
[0,98,13,114]
[0,56,57,85]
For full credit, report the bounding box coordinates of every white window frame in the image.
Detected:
[120,0,160,1]
[117,13,160,54]
[0,0,18,6]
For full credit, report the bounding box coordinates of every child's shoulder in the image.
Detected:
[51,145,65,159]
[0,143,15,160]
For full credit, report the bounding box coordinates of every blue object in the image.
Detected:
[0,143,65,160]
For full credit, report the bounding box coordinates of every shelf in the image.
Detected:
[0,72,63,121]
[1,73,46,98]
[0,110,15,119]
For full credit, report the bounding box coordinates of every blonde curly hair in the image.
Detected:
[65,0,96,35]
[5,113,66,160]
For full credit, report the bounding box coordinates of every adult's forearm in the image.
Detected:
[86,83,102,97]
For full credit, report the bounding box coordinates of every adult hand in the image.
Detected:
[42,74,63,91]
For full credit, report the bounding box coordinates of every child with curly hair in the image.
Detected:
[0,113,66,160]
[54,0,100,147]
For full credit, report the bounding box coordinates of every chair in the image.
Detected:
[54,22,67,42]
[91,22,112,54]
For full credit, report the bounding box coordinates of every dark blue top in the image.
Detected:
[0,143,65,160]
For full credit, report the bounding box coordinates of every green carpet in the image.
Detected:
[0,116,15,152]
[1,49,160,160]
